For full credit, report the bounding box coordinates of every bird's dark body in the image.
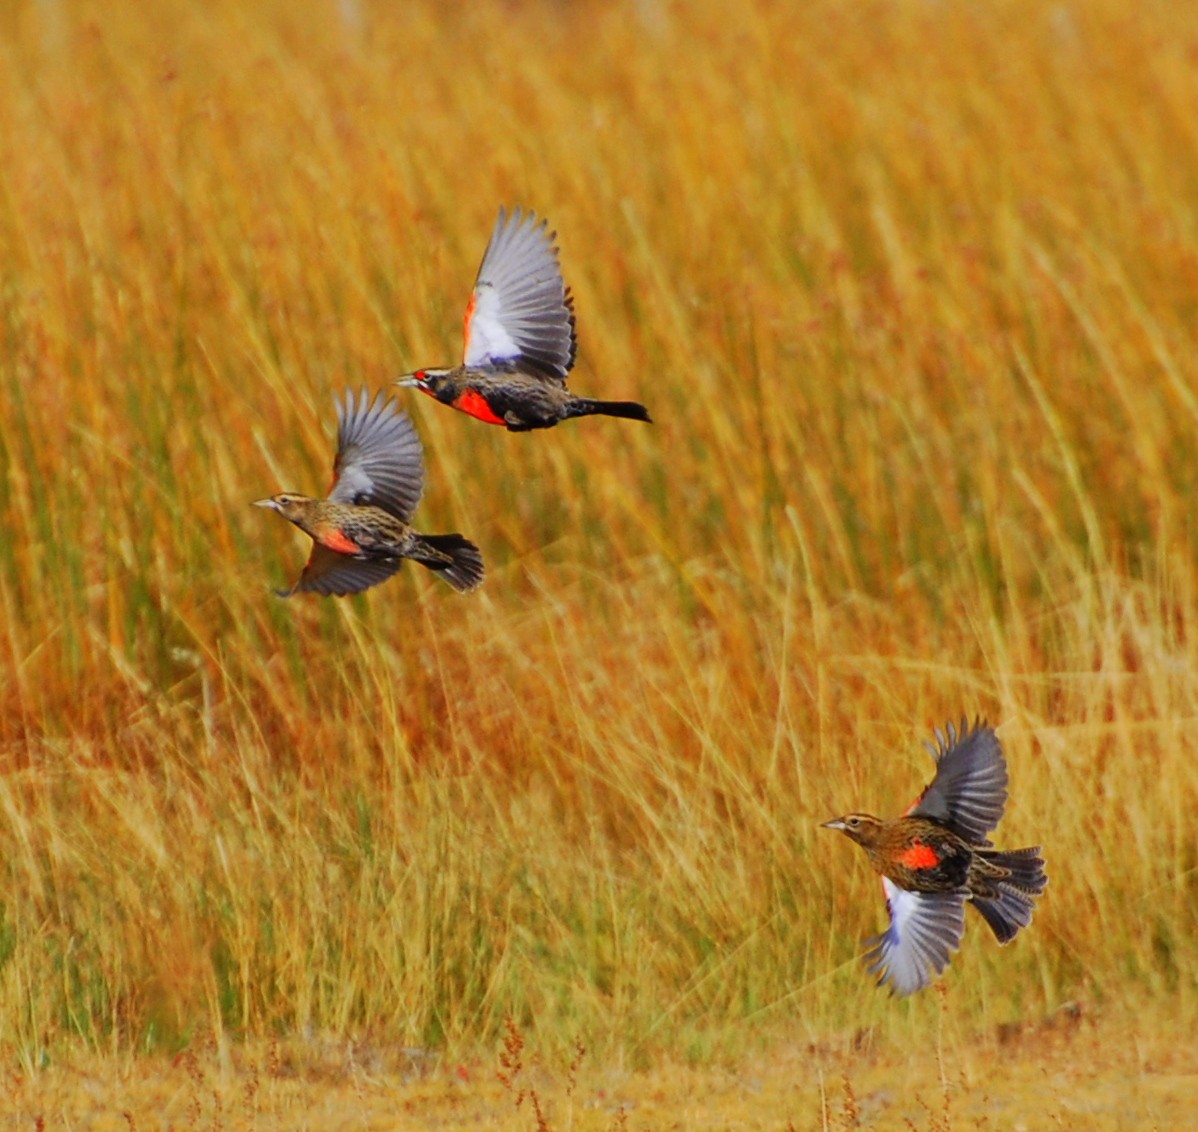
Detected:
[260,496,483,593]
[416,363,651,432]
[299,502,414,551]
[843,813,1045,944]
[859,818,973,892]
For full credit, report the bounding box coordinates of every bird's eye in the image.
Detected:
[847,817,860,827]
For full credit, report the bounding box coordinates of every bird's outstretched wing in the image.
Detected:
[328,388,425,522]
[462,206,577,381]
[864,878,967,996]
[907,718,1009,843]
[282,545,404,597]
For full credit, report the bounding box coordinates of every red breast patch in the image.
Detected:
[897,842,940,870]
[320,528,362,555]
[454,388,506,426]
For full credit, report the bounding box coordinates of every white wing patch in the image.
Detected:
[864,878,966,997]
[465,282,521,363]
[462,206,577,380]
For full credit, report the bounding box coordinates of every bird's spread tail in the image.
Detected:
[409,533,485,593]
[566,398,652,423]
[970,846,1047,944]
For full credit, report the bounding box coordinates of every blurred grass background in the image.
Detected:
[0,0,1194,1068]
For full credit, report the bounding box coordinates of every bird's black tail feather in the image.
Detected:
[970,846,1047,944]
[568,398,652,423]
[410,533,485,593]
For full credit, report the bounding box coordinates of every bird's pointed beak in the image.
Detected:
[394,373,421,388]
[820,818,847,831]
[252,497,279,511]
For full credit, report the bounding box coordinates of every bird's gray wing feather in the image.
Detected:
[463,206,577,380]
[908,718,1009,842]
[865,880,967,997]
[328,388,425,522]
[282,545,404,597]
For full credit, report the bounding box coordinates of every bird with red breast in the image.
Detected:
[253,388,484,597]
[395,206,652,432]
[822,718,1046,996]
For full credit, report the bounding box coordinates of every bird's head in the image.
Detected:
[821,813,886,849]
[395,369,448,398]
[252,493,315,523]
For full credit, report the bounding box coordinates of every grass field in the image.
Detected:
[8,1008,1198,1128]
[0,0,1196,1124]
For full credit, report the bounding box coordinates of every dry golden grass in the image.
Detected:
[6,1010,1197,1130]
[0,0,1195,1119]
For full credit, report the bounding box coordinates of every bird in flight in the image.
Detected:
[253,388,484,596]
[396,206,652,431]
[822,718,1046,996]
